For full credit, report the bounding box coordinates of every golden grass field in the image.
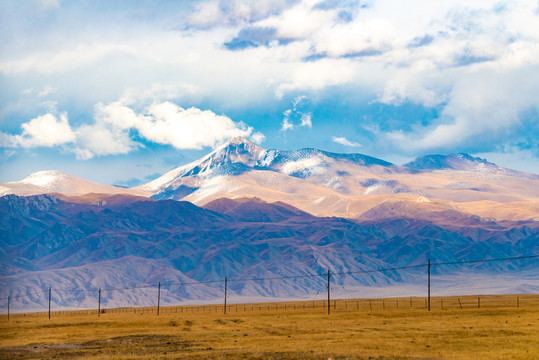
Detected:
[1,295,538,359]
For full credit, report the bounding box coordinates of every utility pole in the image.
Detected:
[224,277,228,315]
[48,287,51,319]
[428,259,431,312]
[327,270,331,315]
[157,282,161,316]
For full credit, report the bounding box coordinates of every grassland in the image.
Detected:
[1,295,538,359]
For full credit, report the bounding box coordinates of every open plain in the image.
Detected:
[1,295,538,359]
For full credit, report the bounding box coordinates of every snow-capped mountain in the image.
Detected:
[0,170,151,198]
[134,137,539,221]
[137,136,394,199]
[403,153,538,179]
[2,137,539,221]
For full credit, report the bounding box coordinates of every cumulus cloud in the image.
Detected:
[73,101,256,159]
[385,65,539,152]
[140,102,253,149]
[332,136,361,147]
[0,113,76,148]
[2,0,539,171]
[250,131,266,144]
[1,101,259,160]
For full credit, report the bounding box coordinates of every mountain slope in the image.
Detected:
[134,137,539,221]
[1,194,537,309]
[2,137,539,222]
[0,170,151,197]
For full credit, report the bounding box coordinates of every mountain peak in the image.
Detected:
[20,170,70,187]
[215,136,264,155]
[224,136,258,147]
[403,153,495,171]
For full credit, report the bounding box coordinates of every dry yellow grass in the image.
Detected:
[1,295,538,359]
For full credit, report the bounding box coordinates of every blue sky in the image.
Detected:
[1,0,539,185]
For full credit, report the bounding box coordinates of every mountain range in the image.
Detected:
[2,137,539,223]
[1,137,538,310]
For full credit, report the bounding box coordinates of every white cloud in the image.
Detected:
[71,101,255,158]
[0,113,76,148]
[188,0,292,28]
[74,122,137,160]
[2,0,539,167]
[257,0,338,39]
[281,116,294,131]
[276,58,356,98]
[250,132,266,144]
[0,100,256,160]
[280,97,312,131]
[332,136,361,147]
[0,43,134,75]
[140,102,253,149]
[299,113,311,128]
[385,65,539,151]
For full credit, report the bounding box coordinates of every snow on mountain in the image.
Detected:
[132,137,539,221]
[2,137,539,222]
[404,153,539,179]
[0,170,151,197]
[137,136,398,201]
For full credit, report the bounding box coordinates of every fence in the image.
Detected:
[2,254,539,320]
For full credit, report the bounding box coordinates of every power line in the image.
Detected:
[2,253,538,302]
[431,254,539,267]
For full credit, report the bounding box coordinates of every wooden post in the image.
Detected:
[517,297,519,308]
[327,270,331,315]
[48,287,51,319]
[224,277,227,315]
[410,297,412,308]
[7,296,9,321]
[427,259,431,312]
[369,299,372,311]
[98,288,101,317]
[458,298,463,309]
[478,297,480,309]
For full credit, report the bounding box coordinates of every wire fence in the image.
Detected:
[1,254,538,319]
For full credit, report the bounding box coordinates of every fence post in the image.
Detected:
[458,298,462,309]
[98,288,101,317]
[48,287,51,319]
[157,282,161,316]
[517,297,519,308]
[327,269,331,315]
[7,296,9,321]
[478,297,480,309]
[224,277,227,315]
[427,259,431,312]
